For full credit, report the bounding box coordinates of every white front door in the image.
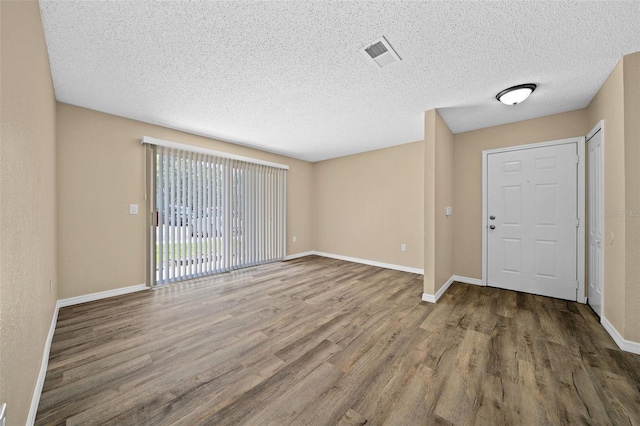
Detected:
[487,143,579,300]
[588,125,604,316]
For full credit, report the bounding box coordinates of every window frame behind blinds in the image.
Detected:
[143,136,288,287]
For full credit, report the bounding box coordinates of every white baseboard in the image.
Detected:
[601,315,640,355]
[57,283,148,308]
[312,251,424,275]
[283,251,315,261]
[27,303,59,425]
[421,293,436,303]
[422,275,456,304]
[435,276,456,301]
[283,251,424,275]
[422,275,484,304]
[451,275,484,286]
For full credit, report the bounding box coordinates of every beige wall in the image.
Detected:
[623,52,640,342]
[313,140,424,269]
[583,52,640,344]
[585,60,626,336]
[452,110,587,280]
[57,104,313,299]
[423,109,455,297]
[434,112,455,294]
[424,111,436,294]
[0,2,58,425]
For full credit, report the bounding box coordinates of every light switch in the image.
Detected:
[129,204,139,215]
[445,206,452,216]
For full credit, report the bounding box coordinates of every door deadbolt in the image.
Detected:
[490,215,495,220]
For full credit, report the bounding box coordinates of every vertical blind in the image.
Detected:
[148,142,287,286]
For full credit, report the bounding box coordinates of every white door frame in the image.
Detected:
[481,137,586,303]
[587,120,605,312]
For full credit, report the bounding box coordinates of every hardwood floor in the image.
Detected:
[36,256,640,425]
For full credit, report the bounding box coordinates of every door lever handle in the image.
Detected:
[489,225,496,230]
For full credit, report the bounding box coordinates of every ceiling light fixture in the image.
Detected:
[496,83,537,105]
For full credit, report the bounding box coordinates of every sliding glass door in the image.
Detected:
[148,144,286,286]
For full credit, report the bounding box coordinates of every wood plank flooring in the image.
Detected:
[36,256,640,425]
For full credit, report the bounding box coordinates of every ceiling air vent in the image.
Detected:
[361,36,401,68]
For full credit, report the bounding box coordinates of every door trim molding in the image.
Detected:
[587,120,605,315]
[481,137,586,302]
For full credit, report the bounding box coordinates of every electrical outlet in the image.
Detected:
[401,243,407,252]
[292,236,297,243]
[130,204,139,215]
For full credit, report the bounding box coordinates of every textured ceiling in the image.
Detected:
[39,1,640,162]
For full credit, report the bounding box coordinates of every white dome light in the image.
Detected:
[496,84,537,105]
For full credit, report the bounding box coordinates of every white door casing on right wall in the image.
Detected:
[587,122,604,317]
[485,140,583,301]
